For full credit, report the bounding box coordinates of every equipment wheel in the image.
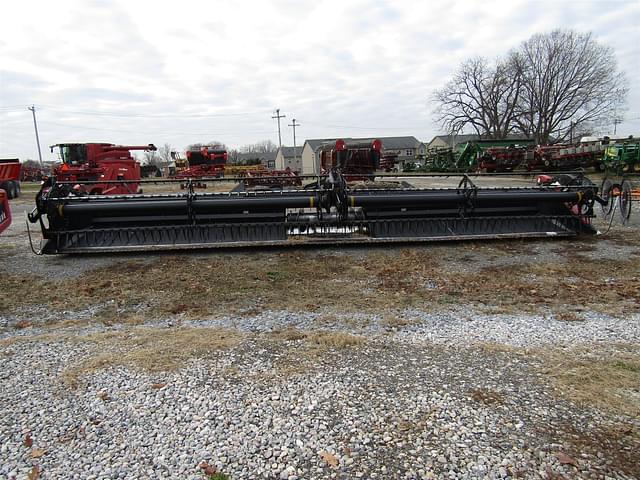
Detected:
[620,179,632,224]
[8,181,17,199]
[600,178,614,218]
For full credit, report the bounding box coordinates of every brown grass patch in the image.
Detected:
[61,327,240,386]
[2,239,639,321]
[269,328,365,348]
[543,421,640,478]
[259,328,366,379]
[307,331,365,348]
[470,388,504,405]
[538,346,640,418]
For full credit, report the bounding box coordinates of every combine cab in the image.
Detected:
[51,143,156,195]
[28,169,600,254]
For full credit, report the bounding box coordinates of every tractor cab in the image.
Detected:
[52,144,89,166]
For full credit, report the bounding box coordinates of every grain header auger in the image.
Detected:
[27,168,602,254]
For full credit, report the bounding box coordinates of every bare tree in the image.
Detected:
[187,140,227,151]
[143,149,160,166]
[157,143,173,167]
[510,30,627,144]
[432,30,628,144]
[240,140,278,153]
[433,57,522,139]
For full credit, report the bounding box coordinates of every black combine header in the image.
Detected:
[28,169,600,254]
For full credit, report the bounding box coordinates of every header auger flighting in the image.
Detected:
[28,164,601,254]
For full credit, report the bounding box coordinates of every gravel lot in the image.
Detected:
[1,182,639,480]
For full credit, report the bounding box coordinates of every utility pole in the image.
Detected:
[569,121,574,144]
[613,118,622,135]
[28,105,44,166]
[272,109,285,148]
[288,118,300,163]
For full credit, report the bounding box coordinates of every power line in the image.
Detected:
[36,106,269,119]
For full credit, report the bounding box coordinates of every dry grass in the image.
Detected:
[307,331,365,348]
[61,327,240,387]
[470,388,504,405]
[537,345,640,418]
[258,328,366,379]
[2,238,639,321]
[269,327,365,348]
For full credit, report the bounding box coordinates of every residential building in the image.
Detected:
[275,146,303,172]
[231,151,277,169]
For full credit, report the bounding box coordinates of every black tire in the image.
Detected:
[600,178,614,218]
[620,179,632,224]
[7,181,16,199]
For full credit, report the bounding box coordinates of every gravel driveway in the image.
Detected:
[1,188,639,480]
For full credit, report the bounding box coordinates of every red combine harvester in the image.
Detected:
[174,146,228,180]
[51,143,156,195]
[318,139,382,180]
[0,159,22,199]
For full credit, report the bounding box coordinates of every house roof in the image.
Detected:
[235,151,277,162]
[278,146,303,158]
[303,136,423,151]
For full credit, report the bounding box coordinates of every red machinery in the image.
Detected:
[243,167,302,189]
[51,143,156,195]
[528,144,600,171]
[20,165,46,182]
[478,145,530,172]
[318,139,382,180]
[0,189,10,235]
[0,159,21,198]
[174,146,228,179]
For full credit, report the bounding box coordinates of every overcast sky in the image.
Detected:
[1,0,638,161]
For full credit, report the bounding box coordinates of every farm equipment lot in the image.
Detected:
[1,178,639,480]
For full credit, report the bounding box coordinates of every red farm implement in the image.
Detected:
[51,143,156,195]
[0,159,22,198]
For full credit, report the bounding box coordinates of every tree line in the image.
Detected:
[433,30,628,144]
[142,139,279,166]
